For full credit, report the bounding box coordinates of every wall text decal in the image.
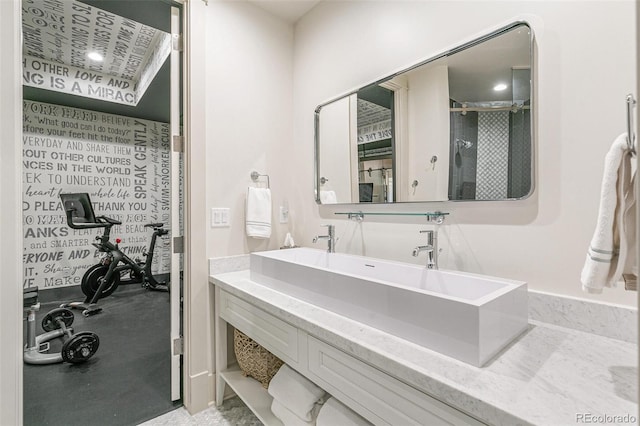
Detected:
[23,100,172,290]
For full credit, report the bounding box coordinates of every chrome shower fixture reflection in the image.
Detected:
[455,138,473,149]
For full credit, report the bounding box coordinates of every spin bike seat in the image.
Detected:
[144,223,164,228]
[23,286,39,308]
[61,193,121,229]
[98,216,122,226]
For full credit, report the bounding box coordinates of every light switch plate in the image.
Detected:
[211,208,230,227]
[279,206,289,224]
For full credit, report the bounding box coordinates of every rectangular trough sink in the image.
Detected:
[250,248,527,367]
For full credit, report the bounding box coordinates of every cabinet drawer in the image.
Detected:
[307,336,483,426]
[219,290,298,364]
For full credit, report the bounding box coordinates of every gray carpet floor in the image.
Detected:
[23,284,180,426]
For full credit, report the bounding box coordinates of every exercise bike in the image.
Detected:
[60,193,170,317]
[23,287,100,364]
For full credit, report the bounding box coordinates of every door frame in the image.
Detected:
[0,1,24,424]
[181,0,212,413]
[0,0,213,421]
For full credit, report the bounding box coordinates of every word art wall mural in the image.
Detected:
[22,0,171,105]
[23,100,171,290]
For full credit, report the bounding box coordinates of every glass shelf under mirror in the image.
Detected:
[335,211,448,223]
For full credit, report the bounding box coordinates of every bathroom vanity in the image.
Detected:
[211,254,637,426]
[214,286,483,425]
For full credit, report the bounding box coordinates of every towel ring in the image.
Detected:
[250,171,270,188]
[626,94,636,155]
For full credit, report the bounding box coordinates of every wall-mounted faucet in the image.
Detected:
[313,224,335,253]
[412,229,438,269]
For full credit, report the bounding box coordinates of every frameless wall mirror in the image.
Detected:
[315,22,533,204]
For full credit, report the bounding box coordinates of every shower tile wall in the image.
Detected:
[508,109,531,198]
[476,111,510,200]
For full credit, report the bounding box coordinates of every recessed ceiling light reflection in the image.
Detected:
[87,52,104,62]
[493,83,508,91]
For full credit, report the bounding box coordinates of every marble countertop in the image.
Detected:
[210,271,638,426]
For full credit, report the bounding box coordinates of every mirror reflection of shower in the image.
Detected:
[453,138,473,168]
[448,64,531,200]
[358,163,393,202]
[449,110,478,200]
[448,104,531,200]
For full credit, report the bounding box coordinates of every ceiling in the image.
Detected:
[23,0,317,123]
[446,25,531,103]
[23,0,173,123]
[247,0,321,23]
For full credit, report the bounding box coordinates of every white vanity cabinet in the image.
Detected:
[214,287,485,426]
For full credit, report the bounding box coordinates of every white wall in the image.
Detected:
[403,65,450,201]
[205,1,294,257]
[318,96,354,203]
[291,1,637,306]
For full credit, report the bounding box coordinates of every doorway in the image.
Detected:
[21,0,183,424]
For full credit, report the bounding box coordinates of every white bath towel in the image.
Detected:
[246,187,272,239]
[316,398,371,426]
[271,399,315,426]
[319,190,337,204]
[581,133,637,293]
[268,365,328,422]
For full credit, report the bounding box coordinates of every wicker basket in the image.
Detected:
[233,329,284,388]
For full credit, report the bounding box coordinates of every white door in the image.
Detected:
[170,5,182,402]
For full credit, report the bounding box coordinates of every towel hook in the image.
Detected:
[626,94,636,155]
[250,171,270,188]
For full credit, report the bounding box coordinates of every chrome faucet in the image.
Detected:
[412,229,438,269]
[313,224,335,253]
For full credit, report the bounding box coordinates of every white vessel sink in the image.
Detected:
[250,248,528,367]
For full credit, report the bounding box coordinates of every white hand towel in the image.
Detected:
[581,133,637,293]
[317,398,371,426]
[271,399,315,426]
[246,187,272,239]
[319,190,337,204]
[268,364,327,422]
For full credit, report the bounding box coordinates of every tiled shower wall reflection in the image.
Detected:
[449,109,531,200]
[476,111,510,200]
